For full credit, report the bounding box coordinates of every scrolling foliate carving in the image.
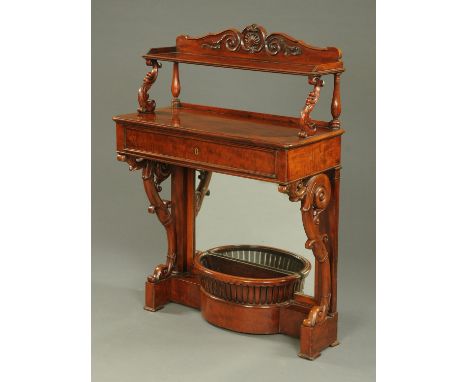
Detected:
[279,173,332,327]
[195,170,212,216]
[137,60,162,113]
[117,154,145,171]
[201,24,302,56]
[298,76,324,138]
[142,161,176,281]
[117,154,175,281]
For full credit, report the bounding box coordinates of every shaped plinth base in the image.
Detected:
[143,271,339,361]
[144,274,201,312]
[298,313,338,360]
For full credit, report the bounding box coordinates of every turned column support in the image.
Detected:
[137,59,162,113]
[279,173,332,327]
[298,76,324,138]
[171,62,181,108]
[117,154,176,282]
[330,73,342,129]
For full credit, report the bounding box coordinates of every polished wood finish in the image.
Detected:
[115,25,345,360]
[195,171,212,216]
[115,103,343,149]
[139,24,344,132]
[327,167,341,313]
[171,62,181,108]
[137,61,161,113]
[171,166,195,273]
[194,246,311,306]
[144,24,343,76]
[117,155,176,281]
[330,73,342,129]
[299,76,324,137]
[278,173,332,328]
[114,103,343,183]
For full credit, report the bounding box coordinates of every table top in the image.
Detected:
[113,103,344,150]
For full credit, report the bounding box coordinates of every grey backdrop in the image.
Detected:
[92,0,375,381]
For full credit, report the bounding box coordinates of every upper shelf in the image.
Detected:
[143,24,344,76]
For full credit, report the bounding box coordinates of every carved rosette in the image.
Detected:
[137,60,162,113]
[279,173,332,327]
[202,24,302,56]
[298,76,324,138]
[117,154,175,282]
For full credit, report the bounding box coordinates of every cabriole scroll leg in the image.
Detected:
[279,172,338,360]
[143,160,176,311]
[142,161,176,282]
[117,154,175,311]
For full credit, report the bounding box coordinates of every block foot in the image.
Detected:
[144,279,170,311]
[298,313,338,360]
[298,351,322,361]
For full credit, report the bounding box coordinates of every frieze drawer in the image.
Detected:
[123,127,278,179]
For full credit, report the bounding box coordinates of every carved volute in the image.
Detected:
[195,170,212,216]
[200,24,303,56]
[117,154,176,281]
[137,60,162,113]
[298,76,324,138]
[279,173,332,326]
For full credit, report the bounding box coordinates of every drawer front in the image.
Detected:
[124,127,277,178]
[287,136,341,181]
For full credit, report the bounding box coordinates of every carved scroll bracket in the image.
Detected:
[117,154,175,282]
[298,76,324,138]
[137,59,162,114]
[279,173,332,327]
[117,154,145,171]
[195,170,212,216]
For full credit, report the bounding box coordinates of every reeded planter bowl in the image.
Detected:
[194,245,311,333]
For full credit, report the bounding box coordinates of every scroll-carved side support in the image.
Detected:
[195,170,212,216]
[137,59,162,113]
[117,154,175,281]
[142,161,176,281]
[330,73,341,129]
[298,76,324,138]
[279,173,332,327]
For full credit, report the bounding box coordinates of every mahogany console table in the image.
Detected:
[113,24,344,360]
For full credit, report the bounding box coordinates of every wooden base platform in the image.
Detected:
[145,274,338,360]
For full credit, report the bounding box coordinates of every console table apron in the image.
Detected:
[113,25,345,360]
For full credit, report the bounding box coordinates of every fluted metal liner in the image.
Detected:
[207,247,306,274]
[197,245,311,305]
